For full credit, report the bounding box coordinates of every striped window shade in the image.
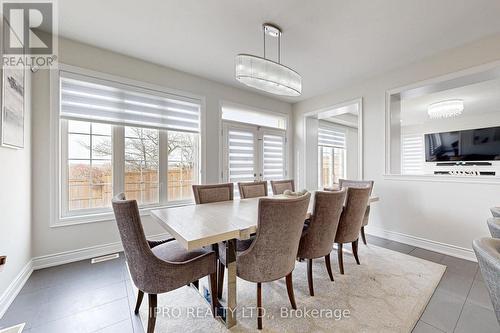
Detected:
[401,134,424,174]
[318,125,346,148]
[262,133,285,180]
[227,129,256,183]
[59,71,201,133]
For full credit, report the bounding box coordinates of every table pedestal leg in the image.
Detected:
[225,239,237,328]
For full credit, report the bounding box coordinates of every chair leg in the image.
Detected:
[257,282,263,330]
[352,239,360,265]
[192,280,199,289]
[361,226,367,245]
[337,243,344,275]
[135,290,144,314]
[217,261,224,299]
[285,272,297,309]
[307,259,314,296]
[208,272,218,317]
[148,294,157,333]
[325,254,334,281]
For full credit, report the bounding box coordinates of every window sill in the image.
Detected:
[383,174,500,185]
[51,200,194,228]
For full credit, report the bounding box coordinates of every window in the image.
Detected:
[57,69,202,221]
[318,124,346,187]
[221,101,287,130]
[401,134,424,175]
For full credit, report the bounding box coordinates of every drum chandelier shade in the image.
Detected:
[235,24,302,97]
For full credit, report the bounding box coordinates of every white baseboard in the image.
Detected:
[32,233,170,270]
[367,227,477,262]
[0,261,33,319]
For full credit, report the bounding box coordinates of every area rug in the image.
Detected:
[135,244,445,332]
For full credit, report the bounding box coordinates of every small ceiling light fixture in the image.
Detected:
[428,99,464,119]
[235,23,302,97]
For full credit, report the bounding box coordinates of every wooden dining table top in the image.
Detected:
[151,192,379,251]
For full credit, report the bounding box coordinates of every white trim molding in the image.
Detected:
[0,261,33,318]
[32,233,170,270]
[367,226,477,262]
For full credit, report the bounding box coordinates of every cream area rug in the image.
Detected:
[135,244,445,332]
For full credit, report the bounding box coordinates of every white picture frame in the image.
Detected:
[0,66,25,149]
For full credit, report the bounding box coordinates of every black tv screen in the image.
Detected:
[425,126,500,162]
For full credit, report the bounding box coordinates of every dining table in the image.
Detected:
[151,190,380,328]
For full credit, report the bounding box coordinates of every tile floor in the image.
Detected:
[0,235,498,333]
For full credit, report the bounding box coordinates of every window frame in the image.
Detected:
[50,64,206,227]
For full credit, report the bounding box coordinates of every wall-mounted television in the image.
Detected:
[425,126,500,162]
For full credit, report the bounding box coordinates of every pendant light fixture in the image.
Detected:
[235,23,302,97]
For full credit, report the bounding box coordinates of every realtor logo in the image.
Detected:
[1,0,58,68]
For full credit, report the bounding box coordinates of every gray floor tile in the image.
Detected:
[381,240,416,254]
[420,289,465,332]
[0,288,50,329]
[94,319,134,333]
[454,302,500,333]
[440,255,478,277]
[436,270,475,300]
[410,248,445,263]
[365,234,391,247]
[467,276,494,311]
[412,320,445,333]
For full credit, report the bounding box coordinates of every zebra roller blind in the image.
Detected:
[59,71,201,133]
[318,124,346,148]
[401,134,424,174]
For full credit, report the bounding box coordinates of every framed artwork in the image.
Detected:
[0,66,25,149]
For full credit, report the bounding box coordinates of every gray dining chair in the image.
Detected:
[335,187,371,274]
[297,190,346,296]
[112,193,218,333]
[192,183,234,204]
[219,192,311,329]
[491,207,500,218]
[487,218,500,238]
[270,179,295,195]
[339,179,374,245]
[472,237,500,323]
[238,181,268,198]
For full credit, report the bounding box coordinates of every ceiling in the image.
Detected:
[401,78,500,126]
[58,0,500,102]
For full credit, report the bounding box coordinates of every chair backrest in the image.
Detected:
[192,183,234,204]
[491,207,500,218]
[237,193,311,282]
[472,237,500,322]
[112,193,158,291]
[335,187,371,243]
[487,218,500,238]
[298,190,346,259]
[270,179,295,195]
[238,181,268,199]
[339,179,374,194]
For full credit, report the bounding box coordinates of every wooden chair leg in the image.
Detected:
[325,254,334,281]
[285,272,297,309]
[352,239,360,265]
[307,259,314,296]
[361,226,367,245]
[148,294,157,333]
[337,243,344,275]
[208,272,218,317]
[134,290,144,314]
[257,282,263,330]
[217,261,224,299]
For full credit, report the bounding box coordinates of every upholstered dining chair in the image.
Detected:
[487,218,500,238]
[270,179,295,195]
[219,193,311,329]
[297,190,346,296]
[192,183,234,204]
[491,207,500,218]
[112,193,218,333]
[238,181,268,199]
[192,183,235,298]
[472,237,500,323]
[339,179,374,245]
[334,186,371,274]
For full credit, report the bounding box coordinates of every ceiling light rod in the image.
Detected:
[263,23,282,63]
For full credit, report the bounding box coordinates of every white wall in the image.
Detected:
[32,37,292,258]
[294,33,500,259]
[0,72,32,310]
